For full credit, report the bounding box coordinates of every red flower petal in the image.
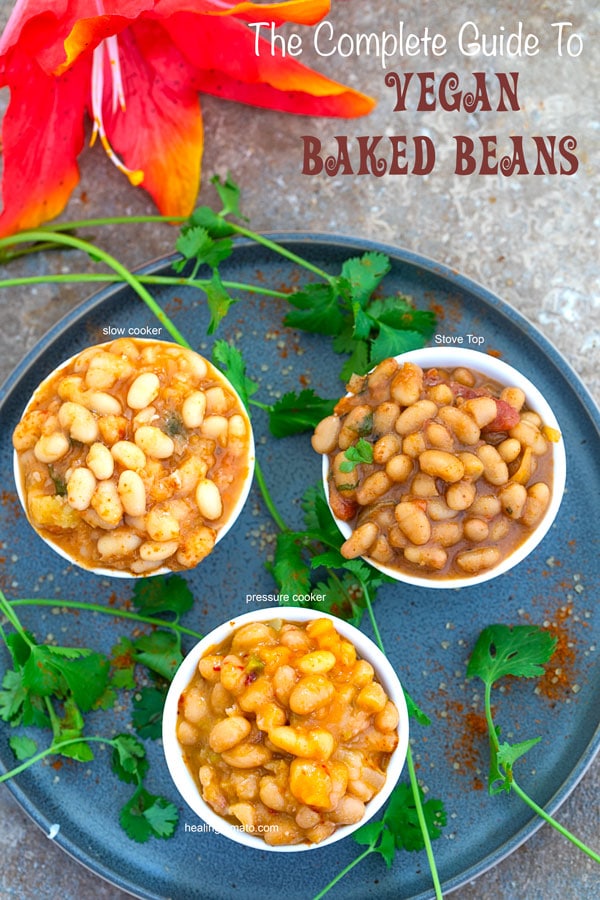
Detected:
[0,1,153,74]
[0,52,88,237]
[159,12,375,117]
[152,0,331,27]
[100,23,203,217]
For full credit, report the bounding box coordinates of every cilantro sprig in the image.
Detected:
[339,438,374,472]
[314,782,446,899]
[0,584,196,842]
[467,625,600,863]
[285,252,435,381]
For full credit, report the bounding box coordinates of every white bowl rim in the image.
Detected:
[323,347,567,590]
[12,339,255,579]
[162,606,410,852]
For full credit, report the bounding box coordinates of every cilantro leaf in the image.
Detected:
[205,270,237,334]
[132,686,168,740]
[110,637,137,691]
[467,624,557,684]
[301,484,323,532]
[272,533,312,599]
[404,689,432,727]
[174,225,233,271]
[351,781,445,872]
[132,574,194,619]
[283,283,345,336]
[55,651,111,712]
[55,696,94,762]
[20,694,50,729]
[349,304,374,341]
[20,645,110,711]
[339,438,373,472]
[312,573,367,625]
[353,818,385,847]
[142,795,180,838]
[369,323,427,368]
[120,786,178,842]
[331,320,356,355]
[302,482,342,544]
[211,173,246,220]
[212,340,259,409]
[187,205,236,239]
[111,734,149,785]
[132,631,182,681]
[384,782,446,852]
[268,390,336,438]
[468,624,560,798]
[368,296,436,338]
[0,669,26,724]
[339,252,391,308]
[9,735,37,761]
[489,737,542,795]
[48,466,67,496]
[339,339,370,382]
[22,646,63,698]
[5,631,32,669]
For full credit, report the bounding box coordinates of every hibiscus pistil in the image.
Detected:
[90,35,144,186]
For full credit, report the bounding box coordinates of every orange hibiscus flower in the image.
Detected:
[0,0,375,236]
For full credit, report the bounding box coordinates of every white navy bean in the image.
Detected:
[118,470,147,518]
[97,530,143,558]
[127,372,160,410]
[112,440,147,470]
[67,467,97,511]
[195,478,223,520]
[139,539,179,562]
[86,442,114,480]
[134,425,174,459]
[181,391,207,429]
[33,432,70,463]
[58,401,99,443]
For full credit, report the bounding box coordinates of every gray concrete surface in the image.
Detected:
[0,1,598,899]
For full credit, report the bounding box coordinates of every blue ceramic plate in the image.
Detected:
[1,236,599,900]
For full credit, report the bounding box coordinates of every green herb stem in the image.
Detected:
[406,745,444,899]
[0,231,191,348]
[0,590,33,646]
[363,584,385,654]
[0,734,115,784]
[311,845,374,900]
[0,273,290,301]
[510,779,600,863]
[41,215,185,232]
[248,399,271,412]
[253,459,289,533]
[8,599,204,641]
[483,682,600,865]
[363,586,443,900]
[228,223,331,282]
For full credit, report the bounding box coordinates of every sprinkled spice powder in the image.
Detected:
[536,602,579,702]
[438,699,488,791]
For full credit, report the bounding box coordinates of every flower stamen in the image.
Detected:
[90,38,144,186]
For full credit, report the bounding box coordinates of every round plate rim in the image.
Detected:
[1,232,598,900]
